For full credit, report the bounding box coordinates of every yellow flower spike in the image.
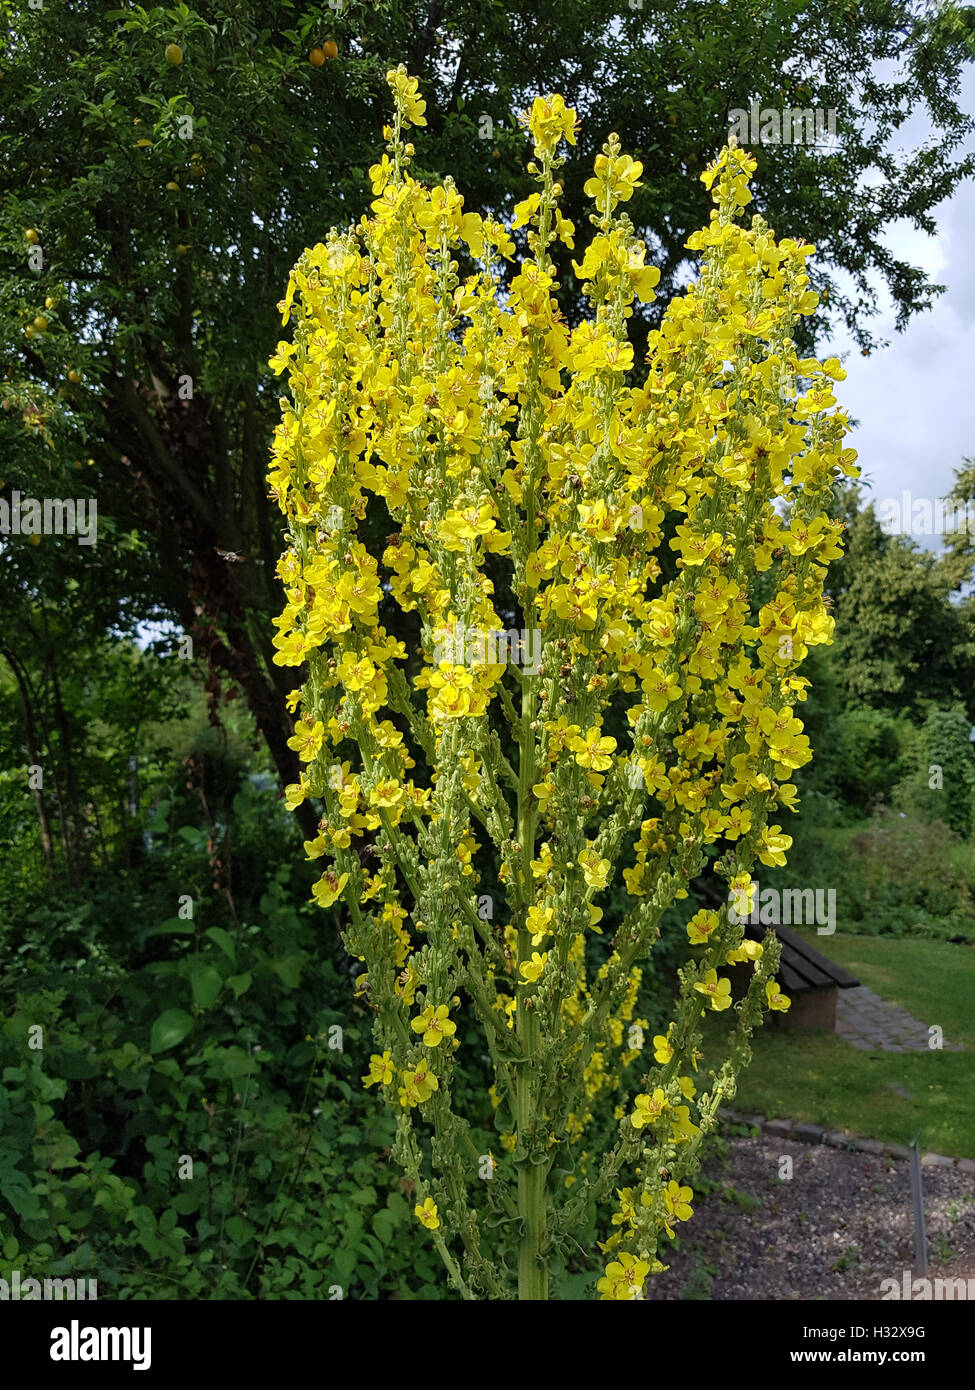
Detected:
[386,66,427,127]
[267,68,852,1300]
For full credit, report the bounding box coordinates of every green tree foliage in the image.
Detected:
[828,500,975,717]
[2,0,973,790]
[896,703,975,836]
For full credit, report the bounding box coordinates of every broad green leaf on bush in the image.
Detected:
[190,964,222,1010]
[205,927,237,965]
[149,1009,194,1054]
[148,918,194,937]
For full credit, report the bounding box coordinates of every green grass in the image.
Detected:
[712,933,975,1159]
[794,930,975,1047]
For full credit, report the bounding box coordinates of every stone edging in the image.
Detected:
[723,1108,975,1175]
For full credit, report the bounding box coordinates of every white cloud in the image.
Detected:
[826,68,975,542]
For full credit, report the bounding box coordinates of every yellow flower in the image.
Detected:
[398,1063,439,1108]
[758,825,793,867]
[662,1180,694,1238]
[311,870,349,908]
[438,503,497,550]
[766,980,791,1013]
[686,909,718,945]
[597,1250,651,1300]
[520,951,548,984]
[578,846,610,891]
[630,1089,669,1129]
[415,1197,440,1229]
[362,1051,395,1088]
[410,1003,457,1047]
[584,151,643,207]
[694,969,732,1012]
[569,726,617,771]
[524,93,578,154]
[287,717,324,762]
[527,904,555,945]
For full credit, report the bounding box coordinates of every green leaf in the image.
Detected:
[190,964,222,1010]
[333,1246,357,1285]
[271,953,305,989]
[227,972,252,999]
[57,1051,99,1080]
[372,1210,397,1246]
[385,1191,409,1222]
[148,917,194,936]
[150,1008,194,1054]
[205,927,237,965]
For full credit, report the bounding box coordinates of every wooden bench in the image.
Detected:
[740,921,860,1031]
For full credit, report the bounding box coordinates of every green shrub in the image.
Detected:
[0,783,449,1300]
[894,704,975,837]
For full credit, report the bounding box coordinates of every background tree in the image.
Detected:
[2,0,972,803]
[827,498,975,716]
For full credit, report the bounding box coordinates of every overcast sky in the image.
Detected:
[826,64,975,544]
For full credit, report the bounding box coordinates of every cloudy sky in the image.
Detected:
[826,64,975,544]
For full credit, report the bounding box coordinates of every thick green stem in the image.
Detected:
[517,1156,548,1300]
[515,531,547,1298]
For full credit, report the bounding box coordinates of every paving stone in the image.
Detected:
[921,1153,955,1168]
[854,1139,886,1156]
[956,1159,975,1175]
[764,1118,792,1138]
[793,1123,824,1144]
[836,982,949,1057]
[884,1143,912,1160]
[825,1131,853,1148]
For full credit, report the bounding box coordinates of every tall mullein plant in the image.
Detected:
[268,68,857,1301]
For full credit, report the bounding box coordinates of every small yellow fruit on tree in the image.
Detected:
[165,43,183,65]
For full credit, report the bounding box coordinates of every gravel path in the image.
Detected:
[646,1136,975,1301]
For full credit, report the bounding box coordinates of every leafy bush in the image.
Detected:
[0,783,447,1300]
[894,704,975,837]
[832,708,913,813]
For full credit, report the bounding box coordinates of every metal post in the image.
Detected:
[909,1137,928,1277]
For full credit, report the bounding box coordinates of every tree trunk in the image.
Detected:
[2,647,57,876]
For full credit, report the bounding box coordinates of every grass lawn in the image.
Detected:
[713,932,975,1159]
